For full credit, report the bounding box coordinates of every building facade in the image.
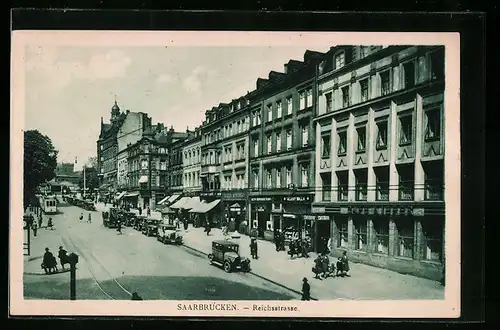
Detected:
[312,45,445,280]
[247,50,325,242]
[167,128,189,200]
[182,127,202,196]
[54,162,79,185]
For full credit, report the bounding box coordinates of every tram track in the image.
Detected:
[61,233,132,300]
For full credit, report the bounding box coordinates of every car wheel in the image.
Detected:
[208,254,214,264]
[223,261,232,273]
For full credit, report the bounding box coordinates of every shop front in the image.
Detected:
[249,196,273,240]
[221,190,248,233]
[123,192,139,208]
[197,191,223,228]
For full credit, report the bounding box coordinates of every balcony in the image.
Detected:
[201,164,220,174]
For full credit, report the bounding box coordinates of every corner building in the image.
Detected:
[313,45,445,280]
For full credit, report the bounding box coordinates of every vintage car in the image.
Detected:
[142,218,161,237]
[208,240,251,273]
[134,216,146,231]
[157,224,183,244]
[103,208,121,228]
[123,211,137,227]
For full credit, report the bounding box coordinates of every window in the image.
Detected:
[398,164,414,201]
[320,172,332,201]
[376,121,388,149]
[252,112,257,127]
[267,135,272,154]
[355,169,368,201]
[286,129,292,150]
[286,167,292,187]
[276,168,282,188]
[341,86,350,108]
[380,70,391,96]
[375,167,390,201]
[354,219,368,251]
[321,133,331,158]
[399,115,413,145]
[424,161,444,200]
[356,126,366,152]
[267,104,273,122]
[336,217,348,248]
[337,171,348,201]
[403,61,415,89]
[325,92,333,112]
[422,219,443,261]
[286,96,293,115]
[337,131,347,155]
[335,52,345,69]
[276,101,282,118]
[253,138,259,157]
[160,161,167,171]
[299,91,306,110]
[301,125,309,147]
[396,218,414,258]
[141,159,148,169]
[301,164,309,187]
[425,108,441,141]
[430,50,444,81]
[253,170,259,189]
[266,169,272,188]
[360,78,369,102]
[373,219,389,254]
[306,88,313,107]
[276,133,282,152]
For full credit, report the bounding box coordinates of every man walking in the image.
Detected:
[87,213,92,223]
[301,277,311,301]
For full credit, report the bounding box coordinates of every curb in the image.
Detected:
[181,243,319,301]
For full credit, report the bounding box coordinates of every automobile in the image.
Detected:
[142,218,161,237]
[134,216,146,231]
[208,240,251,273]
[157,224,183,244]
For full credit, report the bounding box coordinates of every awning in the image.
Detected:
[160,206,176,214]
[167,194,181,204]
[139,176,148,184]
[189,199,221,214]
[157,195,171,205]
[170,197,191,209]
[124,192,140,197]
[182,196,200,210]
[115,191,126,200]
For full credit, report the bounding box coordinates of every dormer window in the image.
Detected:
[335,52,345,69]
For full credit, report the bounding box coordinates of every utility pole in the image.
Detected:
[83,164,86,199]
[68,253,79,300]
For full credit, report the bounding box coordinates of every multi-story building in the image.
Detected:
[97,101,126,199]
[181,127,202,196]
[312,45,445,280]
[125,124,170,210]
[165,128,189,205]
[247,50,325,242]
[54,162,80,185]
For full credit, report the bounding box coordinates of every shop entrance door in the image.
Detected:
[316,220,332,253]
[257,211,267,238]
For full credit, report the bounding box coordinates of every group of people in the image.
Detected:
[312,251,350,279]
[287,238,311,259]
[79,212,92,223]
[41,246,68,275]
[29,213,54,237]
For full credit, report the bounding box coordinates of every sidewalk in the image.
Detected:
[182,227,444,300]
[23,224,66,275]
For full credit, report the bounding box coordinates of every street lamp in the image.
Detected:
[67,252,79,300]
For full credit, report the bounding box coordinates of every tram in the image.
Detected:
[40,195,58,214]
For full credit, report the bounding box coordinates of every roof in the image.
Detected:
[212,240,238,246]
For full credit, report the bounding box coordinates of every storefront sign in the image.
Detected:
[251,197,272,202]
[412,208,424,216]
[317,215,330,221]
[222,191,247,200]
[312,206,326,214]
[200,191,222,198]
[282,196,311,203]
[303,215,316,221]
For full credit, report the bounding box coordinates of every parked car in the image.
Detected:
[208,240,251,273]
[142,218,161,236]
[157,224,183,244]
[134,216,146,231]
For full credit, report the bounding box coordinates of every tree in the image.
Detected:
[78,166,99,192]
[24,130,58,208]
[88,156,98,169]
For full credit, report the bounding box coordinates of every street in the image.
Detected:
[23,204,300,300]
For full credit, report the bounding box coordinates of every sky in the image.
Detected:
[24,45,331,171]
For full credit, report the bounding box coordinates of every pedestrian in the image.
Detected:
[336,251,350,277]
[174,216,180,229]
[117,220,122,235]
[38,214,43,229]
[79,212,83,222]
[147,206,151,217]
[47,217,54,230]
[32,222,38,237]
[250,237,258,259]
[301,277,311,301]
[42,248,57,274]
[87,213,92,223]
[183,218,188,231]
[138,206,142,216]
[58,246,68,270]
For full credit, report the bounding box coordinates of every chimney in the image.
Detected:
[284,63,288,74]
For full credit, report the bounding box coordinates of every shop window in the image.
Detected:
[375,166,390,201]
[399,115,413,145]
[354,219,368,251]
[355,169,368,201]
[424,160,444,200]
[380,70,391,96]
[321,133,331,158]
[376,120,388,150]
[320,172,332,201]
[373,218,389,254]
[325,92,333,112]
[421,218,443,261]
[398,164,414,201]
[356,126,366,152]
[336,218,349,248]
[396,218,414,258]
[403,61,415,89]
[360,78,369,102]
[337,171,348,201]
[337,130,347,155]
[341,86,350,108]
[425,108,441,141]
